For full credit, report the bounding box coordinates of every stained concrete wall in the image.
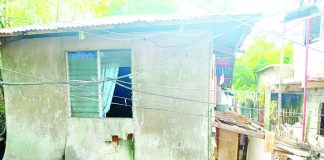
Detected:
[256,65,295,129]
[1,30,214,159]
[302,89,324,143]
[1,37,68,159]
[246,137,271,160]
[293,40,324,80]
[132,35,213,160]
[65,118,134,160]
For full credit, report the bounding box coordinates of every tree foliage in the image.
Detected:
[232,35,293,91]
[0,0,240,27]
[1,0,177,27]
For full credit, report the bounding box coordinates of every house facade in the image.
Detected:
[279,3,324,146]
[252,2,324,157]
[0,15,257,159]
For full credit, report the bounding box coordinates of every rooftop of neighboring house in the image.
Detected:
[255,64,294,74]
[213,111,266,139]
[213,111,318,158]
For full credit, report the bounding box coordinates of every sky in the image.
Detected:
[226,0,302,53]
[176,0,302,50]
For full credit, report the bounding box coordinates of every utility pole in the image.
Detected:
[278,1,288,131]
[302,0,311,142]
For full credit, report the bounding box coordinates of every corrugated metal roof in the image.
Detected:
[0,14,224,35]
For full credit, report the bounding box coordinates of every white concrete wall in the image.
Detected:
[1,29,214,159]
[65,118,134,160]
[246,137,271,160]
[283,18,324,144]
[256,65,294,129]
[293,40,324,80]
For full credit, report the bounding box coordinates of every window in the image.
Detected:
[320,103,324,135]
[305,16,322,44]
[67,49,132,118]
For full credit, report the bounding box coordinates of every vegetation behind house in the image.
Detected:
[232,35,293,91]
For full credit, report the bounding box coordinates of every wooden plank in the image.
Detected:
[70,96,98,102]
[273,84,303,92]
[101,59,131,67]
[68,70,98,75]
[69,75,98,80]
[70,87,98,92]
[71,112,99,118]
[264,132,275,152]
[217,129,239,160]
[274,142,311,157]
[305,81,324,89]
[70,101,98,107]
[68,59,98,65]
[71,105,99,113]
[68,63,97,68]
[212,122,265,139]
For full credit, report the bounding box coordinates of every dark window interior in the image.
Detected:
[271,93,302,109]
[305,16,321,44]
[320,104,324,135]
[106,67,132,118]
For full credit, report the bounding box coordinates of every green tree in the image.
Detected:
[1,0,239,27]
[2,0,178,27]
[232,35,293,91]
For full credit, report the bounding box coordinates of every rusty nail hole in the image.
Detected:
[127,133,133,140]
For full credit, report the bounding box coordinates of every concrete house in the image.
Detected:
[250,3,324,158]
[263,2,324,147]
[0,15,258,160]
[283,7,324,150]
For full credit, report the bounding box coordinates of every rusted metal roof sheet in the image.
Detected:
[0,15,224,35]
[214,111,266,138]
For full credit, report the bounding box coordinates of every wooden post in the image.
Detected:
[305,110,312,141]
[217,129,239,160]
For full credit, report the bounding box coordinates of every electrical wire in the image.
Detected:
[4,5,324,135]
[5,2,324,145]
[5,3,324,54]
[1,16,252,85]
[3,67,324,118]
[184,1,324,55]
[2,65,323,117]
[11,78,324,119]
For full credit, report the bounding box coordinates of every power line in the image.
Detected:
[184,1,324,55]
[2,65,323,102]
[1,16,250,83]
[5,3,324,55]
[2,65,322,123]
[68,79,324,120]
[4,6,324,126]
[110,79,324,117]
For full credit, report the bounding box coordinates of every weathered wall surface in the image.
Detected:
[256,65,294,129]
[303,89,324,141]
[246,137,271,160]
[280,89,324,144]
[132,35,213,160]
[257,65,294,91]
[1,30,213,159]
[65,118,134,160]
[293,41,324,80]
[1,37,68,159]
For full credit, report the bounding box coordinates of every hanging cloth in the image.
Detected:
[101,65,119,117]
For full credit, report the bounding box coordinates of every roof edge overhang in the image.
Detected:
[0,14,261,40]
